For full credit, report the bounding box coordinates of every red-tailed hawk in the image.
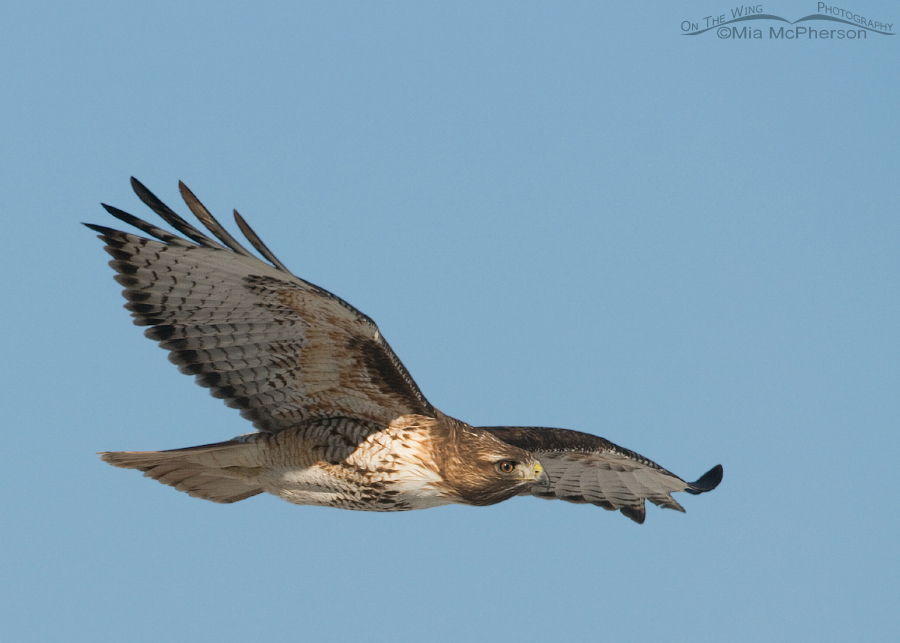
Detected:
[89,179,722,523]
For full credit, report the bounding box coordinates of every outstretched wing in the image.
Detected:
[484,426,722,524]
[88,178,434,432]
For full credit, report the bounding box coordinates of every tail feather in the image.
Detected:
[100,439,265,504]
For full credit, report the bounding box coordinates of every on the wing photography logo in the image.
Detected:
[682,3,894,39]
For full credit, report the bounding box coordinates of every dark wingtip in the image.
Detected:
[177,180,195,205]
[100,202,130,218]
[130,176,152,201]
[620,505,646,524]
[685,464,723,495]
[83,222,110,233]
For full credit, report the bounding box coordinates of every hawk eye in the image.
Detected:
[496,460,517,474]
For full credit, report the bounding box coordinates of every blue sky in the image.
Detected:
[1,2,897,641]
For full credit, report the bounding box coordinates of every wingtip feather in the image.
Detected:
[620,505,646,524]
[685,464,723,495]
[84,222,114,234]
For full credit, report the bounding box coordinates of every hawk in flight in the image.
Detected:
[89,179,722,523]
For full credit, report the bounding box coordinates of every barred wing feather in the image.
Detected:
[87,178,434,433]
[484,426,722,523]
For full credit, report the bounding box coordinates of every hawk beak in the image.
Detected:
[532,462,550,489]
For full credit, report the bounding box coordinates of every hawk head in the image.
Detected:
[431,419,548,506]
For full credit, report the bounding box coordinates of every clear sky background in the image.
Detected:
[2,2,897,642]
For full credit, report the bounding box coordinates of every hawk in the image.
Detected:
[89,179,723,523]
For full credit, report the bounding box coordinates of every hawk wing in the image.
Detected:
[484,426,722,523]
[88,178,434,433]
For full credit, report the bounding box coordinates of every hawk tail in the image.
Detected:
[100,438,266,504]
